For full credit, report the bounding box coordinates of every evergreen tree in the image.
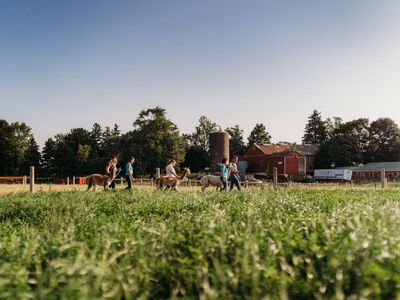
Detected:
[22,137,41,173]
[112,124,121,136]
[41,138,57,177]
[103,126,112,139]
[302,110,328,144]
[247,123,271,147]
[41,134,66,177]
[90,123,103,158]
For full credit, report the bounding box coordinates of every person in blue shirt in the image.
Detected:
[125,157,135,189]
[220,157,229,191]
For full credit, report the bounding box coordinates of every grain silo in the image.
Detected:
[209,130,229,170]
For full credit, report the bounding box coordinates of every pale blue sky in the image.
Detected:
[1,0,400,147]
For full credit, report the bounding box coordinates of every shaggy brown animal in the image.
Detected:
[155,168,191,191]
[86,174,113,191]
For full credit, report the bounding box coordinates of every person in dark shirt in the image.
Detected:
[106,155,118,189]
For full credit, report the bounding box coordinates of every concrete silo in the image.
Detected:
[209,131,229,170]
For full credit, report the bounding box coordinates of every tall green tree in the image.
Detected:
[226,125,246,157]
[103,126,112,139]
[89,123,104,158]
[247,123,271,147]
[187,116,218,151]
[112,124,121,136]
[182,146,209,173]
[41,129,93,177]
[336,118,369,160]
[41,137,59,177]
[0,120,36,175]
[325,117,343,139]
[21,137,41,173]
[366,118,400,162]
[131,106,186,175]
[302,110,328,144]
[316,134,362,168]
[63,128,92,176]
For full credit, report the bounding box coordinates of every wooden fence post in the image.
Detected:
[151,178,154,186]
[273,167,278,186]
[30,166,35,193]
[66,177,70,185]
[381,169,387,189]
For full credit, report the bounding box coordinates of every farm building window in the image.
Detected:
[298,157,306,174]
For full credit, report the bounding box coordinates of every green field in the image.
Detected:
[1,189,400,299]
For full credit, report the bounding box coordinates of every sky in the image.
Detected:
[1,0,400,147]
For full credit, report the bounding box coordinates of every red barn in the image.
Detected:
[243,144,319,176]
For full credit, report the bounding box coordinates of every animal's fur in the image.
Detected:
[155,168,191,191]
[87,174,113,191]
[200,175,223,191]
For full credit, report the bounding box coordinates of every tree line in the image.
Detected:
[2,107,400,177]
[0,107,271,177]
[302,110,400,168]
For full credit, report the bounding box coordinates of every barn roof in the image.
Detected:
[256,144,291,155]
[354,162,400,172]
[292,144,320,155]
[245,144,319,156]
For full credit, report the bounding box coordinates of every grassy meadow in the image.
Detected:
[1,189,400,299]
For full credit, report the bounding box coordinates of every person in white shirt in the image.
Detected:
[229,156,241,191]
[106,155,118,189]
[166,159,178,177]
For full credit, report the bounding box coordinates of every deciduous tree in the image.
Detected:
[226,125,246,157]
[366,118,400,162]
[131,106,186,175]
[187,116,218,151]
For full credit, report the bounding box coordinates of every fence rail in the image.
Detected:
[3,166,400,194]
[0,176,27,184]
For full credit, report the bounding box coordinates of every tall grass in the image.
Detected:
[1,189,400,299]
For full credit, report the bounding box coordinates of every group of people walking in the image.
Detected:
[104,155,241,191]
[219,155,241,191]
[105,155,136,190]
